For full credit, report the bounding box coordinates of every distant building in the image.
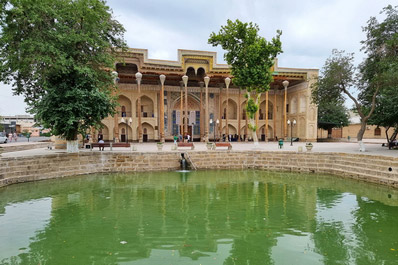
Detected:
[1,115,47,136]
[317,111,386,140]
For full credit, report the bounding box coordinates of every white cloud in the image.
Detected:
[0,0,394,115]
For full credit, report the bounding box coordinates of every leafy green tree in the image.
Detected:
[316,102,349,138]
[312,48,378,151]
[208,19,282,144]
[359,5,398,145]
[0,0,126,151]
[312,69,350,138]
[367,87,398,144]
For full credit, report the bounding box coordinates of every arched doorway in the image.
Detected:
[136,96,154,118]
[118,95,132,117]
[118,123,132,142]
[171,94,200,138]
[140,122,154,142]
[98,124,109,141]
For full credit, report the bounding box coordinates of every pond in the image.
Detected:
[0,170,397,265]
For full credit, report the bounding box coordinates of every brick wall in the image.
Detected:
[1,151,397,188]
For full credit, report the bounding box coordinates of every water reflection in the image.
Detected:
[0,171,397,265]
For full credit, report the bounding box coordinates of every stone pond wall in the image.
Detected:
[0,151,397,188]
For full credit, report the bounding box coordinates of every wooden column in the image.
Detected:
[274,86,277,139]
[159,75,166,142]
[183,75,188,138]
[238,88,241,142]
[255,107,259,139]
[219,86,223,141]
[225,77,230,142]
[204,76,210,142]
[199,82,204,141]
[283,80,289,138]
[179,81,183,136]
[136,72,143,143]
[245,90,248,141]
[112,71,119,143]
[114,112,119,142]
[265,91,269,142]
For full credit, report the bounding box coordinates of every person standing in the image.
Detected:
[173,135,178,144]
[13,132,17,142]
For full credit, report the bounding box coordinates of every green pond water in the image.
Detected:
[0,170,397,265]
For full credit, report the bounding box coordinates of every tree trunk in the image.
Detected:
[66,140,79,153]
[249,118,259,145]
[357,121,367,152]
[327,127,332,138]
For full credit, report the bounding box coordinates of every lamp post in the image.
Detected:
[210,119,213,142]
[128,118,132,143]
[121,117,133,143]
[191,122,195,142]
[287,119,296,146]
[216,119,219,142]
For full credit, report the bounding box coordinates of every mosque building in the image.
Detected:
[97,48,318,142]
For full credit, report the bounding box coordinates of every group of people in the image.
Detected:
[7,132,18,142]
[173,134,191,144]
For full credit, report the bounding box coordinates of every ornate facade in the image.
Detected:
[97,48,318,142]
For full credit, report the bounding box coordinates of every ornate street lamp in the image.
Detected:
[287,119,296,146]
[216,119,220,141]
[210,118,214,143]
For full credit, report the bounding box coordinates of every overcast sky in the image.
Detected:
[0,0,392,116]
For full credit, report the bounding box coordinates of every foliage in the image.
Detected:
[208,19,282,92]
[21,129,31,138]
[35,68,118,140]
[0,0,126,140]
[312,72,350,132]
[208,19,282,142]
[359,5,398,141]
[40,131,52,137]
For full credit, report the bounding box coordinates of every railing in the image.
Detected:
[136,112,155,118]
[119,111,132,117]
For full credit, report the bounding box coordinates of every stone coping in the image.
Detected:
[0,142,50,153]
[0,151,397,189]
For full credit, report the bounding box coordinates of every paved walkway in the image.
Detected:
[2,139,397,158]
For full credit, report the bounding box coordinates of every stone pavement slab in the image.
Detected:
[1,141,397,159]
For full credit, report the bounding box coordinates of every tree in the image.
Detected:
[0,0,126,152]
[312,50,373,145]
[208,19,282,144]
[312,70,350,138]
[315,101,349,138]
[360,5,398,146]
[367,86,398,145]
